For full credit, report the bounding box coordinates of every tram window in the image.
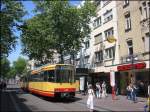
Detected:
[56,70,61,82]
[56,69,74,83]
[43,71,48,81]
[47,70,55,82]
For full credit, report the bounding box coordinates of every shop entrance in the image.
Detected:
[90,73,111,93]
[135,69,149,97]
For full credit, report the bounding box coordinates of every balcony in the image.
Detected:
[120,53,144,64]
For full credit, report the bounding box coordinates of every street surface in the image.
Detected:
[0,83,147,112]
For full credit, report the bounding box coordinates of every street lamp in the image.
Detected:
[106,35,117,100]
[128,54,138,84]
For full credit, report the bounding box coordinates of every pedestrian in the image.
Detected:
[144,85,150,112]
[115,85,119,96]
[0,81,2,92]
[102,81,107,98]
[126,84,132,100]
[148,85,150,97]
[87,84,94,112]
[131,84,138,103]
[95,82,101,98]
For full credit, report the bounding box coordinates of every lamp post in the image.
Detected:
[106,36,117,100]
[129,54,138,84]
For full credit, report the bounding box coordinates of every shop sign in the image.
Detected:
[107,36,117,43]
[117,62,146,71]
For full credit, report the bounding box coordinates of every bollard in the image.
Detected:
[112,86,115,100]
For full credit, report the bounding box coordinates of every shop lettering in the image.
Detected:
[117,63,146,71]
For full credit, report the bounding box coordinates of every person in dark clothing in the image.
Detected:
[126,84,132,100]
[131,84,138,103]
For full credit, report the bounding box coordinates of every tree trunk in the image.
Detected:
[72,54,75,65]
[60,53,64,64]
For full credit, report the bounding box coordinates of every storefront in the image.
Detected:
[75,68,89,93]
[117,62,149,97]
[89,72,112,93]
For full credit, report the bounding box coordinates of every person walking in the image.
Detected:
[144,85,150,112]
[115,85,119,96]
[131,84,138,103]
[126,84,132,100]
[102,81,107,98]
[87,84,94,112]
[95,82,101,98]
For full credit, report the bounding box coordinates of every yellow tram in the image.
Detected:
[21,64,78,98]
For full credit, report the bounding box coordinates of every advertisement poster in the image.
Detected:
[110,71,115,87]
[80,77,85,91]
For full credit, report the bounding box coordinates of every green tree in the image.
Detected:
[13,57,27,76]
[0,0,25,58]
[21,1,96,64]
[1,56,10,78]
[7,67,16,78]
[21,14,54,64]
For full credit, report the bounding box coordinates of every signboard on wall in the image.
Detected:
[107,36,117,43]
[117,62,146,71]
[110,71,115,87]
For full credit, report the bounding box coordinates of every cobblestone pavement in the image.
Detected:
[76,93,148,111]
[0,84,148,112]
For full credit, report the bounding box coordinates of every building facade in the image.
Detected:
[74,1,120,93]
[74,0,150,96]
[116,0,150,96]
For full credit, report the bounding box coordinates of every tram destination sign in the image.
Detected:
[56,65,73,70]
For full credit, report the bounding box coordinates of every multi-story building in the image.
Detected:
[116,0,149,96]
[74,0,149,96]
[75,0,120,93]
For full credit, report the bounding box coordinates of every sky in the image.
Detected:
[8,0,82,65]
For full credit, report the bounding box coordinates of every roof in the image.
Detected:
[31,63,74,74]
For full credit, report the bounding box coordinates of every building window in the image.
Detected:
[76,58,80,66]
[141,1,149,20]
[84,56,89,64]
[95,51,103,62]
[94,33,103,45]
[144,34,150,53]
[105,47,115,59]
[125,13,131,32]
[139,7,142,14]
[85,40,90,49]
[104,27,114,40]
[103,0,111,7]
[93,16,101,29]
[147,2,150,18]
[123,0,129,8]
[95,1,101,7]
[144,7,148,19]
[127,40,133,55]
[103,9,113,23]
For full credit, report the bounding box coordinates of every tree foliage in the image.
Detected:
[0,0,25,58]
[13,57,27,75]
[1,57,27,78]
[21,1,96,64]
[21,14,54,64]
[1,56,10,78]
[7,66,16,78]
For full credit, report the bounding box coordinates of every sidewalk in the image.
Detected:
[76,93,148,111]
[0,84,31,112]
